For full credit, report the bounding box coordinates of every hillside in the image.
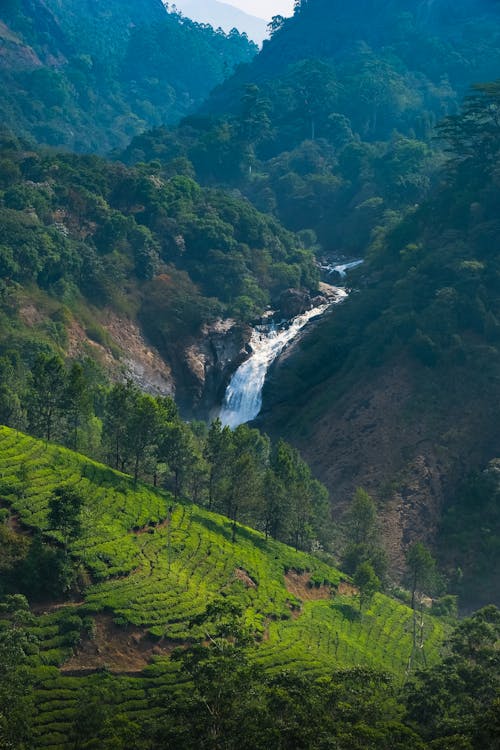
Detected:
[0,130,318,417]
[0,425,448,748]
[120,0,500,606]
[260,83,500,608]
[0,0,256,153]
[123,0,500,251]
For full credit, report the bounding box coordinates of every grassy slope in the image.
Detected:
[0,426,447,748]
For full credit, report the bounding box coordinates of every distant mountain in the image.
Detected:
[171,0,269,43]
[0,0,257,152]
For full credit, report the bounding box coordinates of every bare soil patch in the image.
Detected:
[133,517,170,535]
[61,614,181,674]
[285,570,333,601]
[234,568,257,588]
[338,581,359,597]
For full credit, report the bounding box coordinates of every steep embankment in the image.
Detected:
[0,426,447,747]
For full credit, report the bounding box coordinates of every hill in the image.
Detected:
[0,425,449,747]
[124,0,500,252]
[0,0,256,153]
[259,83,500,608]
[120,0,500,606]
[0,130,318,417]
[172,0,268,44]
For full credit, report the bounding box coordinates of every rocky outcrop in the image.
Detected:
[176,319,252,418]
[278,287,333,319]
[279,289,312,319]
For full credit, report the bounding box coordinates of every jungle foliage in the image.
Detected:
[123,0,500,251]
[0,0,257,153]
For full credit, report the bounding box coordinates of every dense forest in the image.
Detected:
[261,82,500,606]
[0,127,318,413]
[0,0,256,152]
[123,0,500,251]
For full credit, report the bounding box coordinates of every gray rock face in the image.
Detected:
[278,289,313,319]
[179,319,252,417]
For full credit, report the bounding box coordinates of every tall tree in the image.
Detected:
[353,561,380,612]
[48,485,84,547]
[0,596,35,750]
[342,488,387,581]
[28,354,67,442]
[102,382,137,471]
[64,362,92,451]
[204,419,232,511]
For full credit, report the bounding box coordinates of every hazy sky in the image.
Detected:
[228,0,295,21]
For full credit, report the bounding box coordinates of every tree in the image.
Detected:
[161,421,197,500]
[342,488,387,582]
[64,362,93,451]
[353,561,380,612]
[262,469,289,541]
[158,600,266,750]
[346,488,377,546]
[204,419,232,511]
[405,542,440,658]
[125,392,162,484]
[405,542,437,612]
[0,596,36,749]
[69,677,142,750]
[405,607,500,747]
[102,382,137,471]
[48,485,84,547]
[28,354,67,442]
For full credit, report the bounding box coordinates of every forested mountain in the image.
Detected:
[0,0,256,153]
[261,84,500,608]
[1,1,500,745]
[171,0,269,44]
[121,0,500,606]
[124,0,500,251]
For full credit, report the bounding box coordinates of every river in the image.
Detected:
[219,260,360,429]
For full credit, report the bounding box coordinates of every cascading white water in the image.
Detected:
[219,288,348,429]
[320,259,364,278]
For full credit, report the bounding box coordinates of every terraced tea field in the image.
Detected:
[0,427,449,749]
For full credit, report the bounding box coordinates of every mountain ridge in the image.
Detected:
[0,0,257,152]
[172,0,269,43]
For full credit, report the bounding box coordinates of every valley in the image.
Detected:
[0,0,499,747]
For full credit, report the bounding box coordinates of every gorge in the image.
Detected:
[218,262,360,428]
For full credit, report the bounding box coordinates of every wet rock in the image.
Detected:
[178,319,252,418]
[279,289,312,318]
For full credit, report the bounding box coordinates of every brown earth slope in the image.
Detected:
[260,353,500,578]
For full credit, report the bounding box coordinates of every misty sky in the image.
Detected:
[228,0,295,20]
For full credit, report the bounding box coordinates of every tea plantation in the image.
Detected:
[0,426,448,749]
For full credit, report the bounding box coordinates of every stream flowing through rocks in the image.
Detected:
[219,260,361,428]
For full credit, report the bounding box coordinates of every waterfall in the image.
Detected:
[320,259,364,278]
[219,288,348,429]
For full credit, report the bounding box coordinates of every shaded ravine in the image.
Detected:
[219,286,350,429]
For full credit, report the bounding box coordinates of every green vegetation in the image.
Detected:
[123,0,500,253]
[0,0,257,153]
[0,129,317,416]
[0,425,454,748]
[0,0,499,745]
[261,82,500,608]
